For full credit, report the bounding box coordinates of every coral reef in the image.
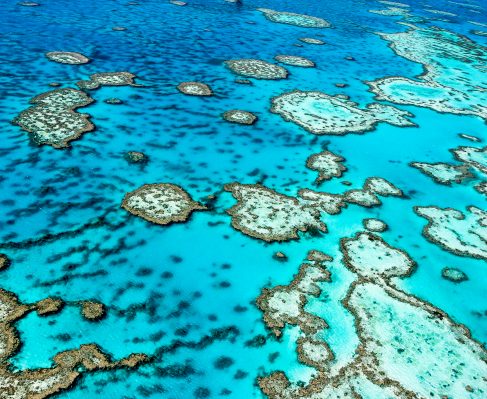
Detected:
[80,300,106,321]
[225,59,288,80]
[257,8,330,28]
[177,82,213,96]
[271,90,415,135]
[368,25,487,120]
[274,55,315,67]
[258,233,487,399]
[77,72,139,90]
[0,289,148,399]
[13,88,94,148]
[224,183,327,242]
[305,150,347,184]
[45,51,90,64]
[415,205,487,260]
[441,267,469,283]
[257,250,332,337]
[222,110,257,125]
[410,161,473,185]
[363,218,388,232]
[122,183,206,226]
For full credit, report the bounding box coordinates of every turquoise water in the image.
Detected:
[0,0,485,398]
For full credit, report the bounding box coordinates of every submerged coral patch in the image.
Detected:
[274,55,315,67]
[177,81,213,96]
[46,51,90,64]
[222,110,257,125]
[257,8,330,28]
[299,37,325,45]
[122,183,206,226]
[124,151,149,164]
[13,88,94,148]
[271,90,415,135]
[442,267,468,283]
[77,72,138,90]
[305,150,347,184]
[415,205,487,260]
[225,59,288,80]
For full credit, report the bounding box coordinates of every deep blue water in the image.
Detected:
[0,0,486,398]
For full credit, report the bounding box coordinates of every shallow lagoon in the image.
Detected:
[0,0,486,398]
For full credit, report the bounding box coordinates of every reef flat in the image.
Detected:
[1,0,486,397]
[259,233,487,399]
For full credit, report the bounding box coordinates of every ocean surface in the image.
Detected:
[0,0,485,398]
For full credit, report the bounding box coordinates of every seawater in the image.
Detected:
[0,0,485,398]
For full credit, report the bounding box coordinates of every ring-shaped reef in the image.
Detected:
[271,90,415,135]
[368,24,487,120]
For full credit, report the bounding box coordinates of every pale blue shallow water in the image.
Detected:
[0,0,486,398]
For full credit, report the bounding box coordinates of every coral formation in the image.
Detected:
[415,205,487,260]
[77,72,138,90]
[258,233,487,399]
[124,151,149,164]
[363,218,388,232]
[0,289,148,399]
[222,110,257,125]
[224,183,327,242]
[80,300,106,321]
[368,24,487,120]
[45,51,90,64]
[257,250,332,337]
[299,38,325,45]
[441,267,469,283]
[257,8,331,28]
[177,82,213,96]
[410,161,473,185]
[225,59,288,80]
[305,150,346,184]
[271,90,415,135]
[13,88,94,148]
[274,55,315,67]
[122,183,206,226]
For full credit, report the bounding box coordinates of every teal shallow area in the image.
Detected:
[0,0,485,398]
